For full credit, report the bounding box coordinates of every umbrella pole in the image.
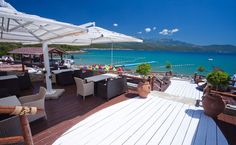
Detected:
[42,42,53,93]
[111,42,113,65]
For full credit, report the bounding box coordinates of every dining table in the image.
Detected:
[84,73,119,95]
[85,73,118,83]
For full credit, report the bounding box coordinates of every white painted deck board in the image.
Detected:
[64,98,156,144]
[122,100,171,145]
[158,104,190,145]
[206,118,217,145]
[192,111,209,145]
[147,103,185,144]
[165,79,203,100]
[84,98,162,145]
[53,94,228,145]
[99,100,167,145]
[181,108,202,145]
[134,101,178,145]
[170,105,196,145]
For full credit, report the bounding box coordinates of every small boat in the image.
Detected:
[208,58,213,61]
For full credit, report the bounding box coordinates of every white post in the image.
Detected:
[111,42,113,65]
[42,42,53,93]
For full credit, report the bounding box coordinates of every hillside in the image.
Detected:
[1,39,236,56]
[108,39,236,53]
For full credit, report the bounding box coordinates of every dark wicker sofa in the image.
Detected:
[0,76,20,98]
[17,72,32,90]
[73,69,94,79]
[56,71,74,86]
[96,76,128,100]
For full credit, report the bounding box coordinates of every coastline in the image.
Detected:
[66,48,135,54]
[83,48,134,51]
[66,50,86,54]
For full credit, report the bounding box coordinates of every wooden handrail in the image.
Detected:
[211,90,236,98]
[0,106,42,115]
[122,75,154,90]
[123,75,146,81]
[0,105,43,145]
[0,136,24,145]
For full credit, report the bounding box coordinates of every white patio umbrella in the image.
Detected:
[50,26,143,65]
[51,26,143,45]
[0,0,142,96]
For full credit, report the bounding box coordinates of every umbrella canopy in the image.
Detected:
[0,0,142,95]
[51,26,143,45]
[0,4,142,45]
[0,3,92,44]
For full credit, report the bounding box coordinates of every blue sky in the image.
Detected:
[8,0,236,45]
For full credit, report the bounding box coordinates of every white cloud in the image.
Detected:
[171,28,179,33]
[159,28,179,35]
[113,23,118,27]
[153,27,157,31]
[145,27,151,33]
[137,31,142,34]
[159,29,169,35]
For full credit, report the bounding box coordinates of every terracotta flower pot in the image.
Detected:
[202,93,225,117]
[137,81,151,98]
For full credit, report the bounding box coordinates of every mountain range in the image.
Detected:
[103,38,236,53]
[1,39,236,56]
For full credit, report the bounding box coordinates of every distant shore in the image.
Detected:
[66,50,86,54]
[66,48,135,54]
[83,48,134,51]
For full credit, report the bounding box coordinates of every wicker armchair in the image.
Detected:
[74,77,94,100]
[19,87,47,122]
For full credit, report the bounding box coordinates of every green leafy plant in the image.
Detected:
[165,62,172,70]
[206,71,230,90]
[197,66,205,73]
[136,63,151,77]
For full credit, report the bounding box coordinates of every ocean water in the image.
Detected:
[67,50,236,76]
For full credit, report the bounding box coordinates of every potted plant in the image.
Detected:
[197,66,205,75]
[165,62,172,76]
[136,63,151,78]
[202,71,230,117]
[206,70,230,91]
[136,63,151,98]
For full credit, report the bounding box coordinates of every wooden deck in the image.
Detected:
[17,81,236,145]
[52,94,228,145]
[20,82,136,145]
[165,79,203,100]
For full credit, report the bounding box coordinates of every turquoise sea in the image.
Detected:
[68,50,236,76]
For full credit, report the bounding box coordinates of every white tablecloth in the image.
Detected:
[85,73,118,82]
[52,69,74,74]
